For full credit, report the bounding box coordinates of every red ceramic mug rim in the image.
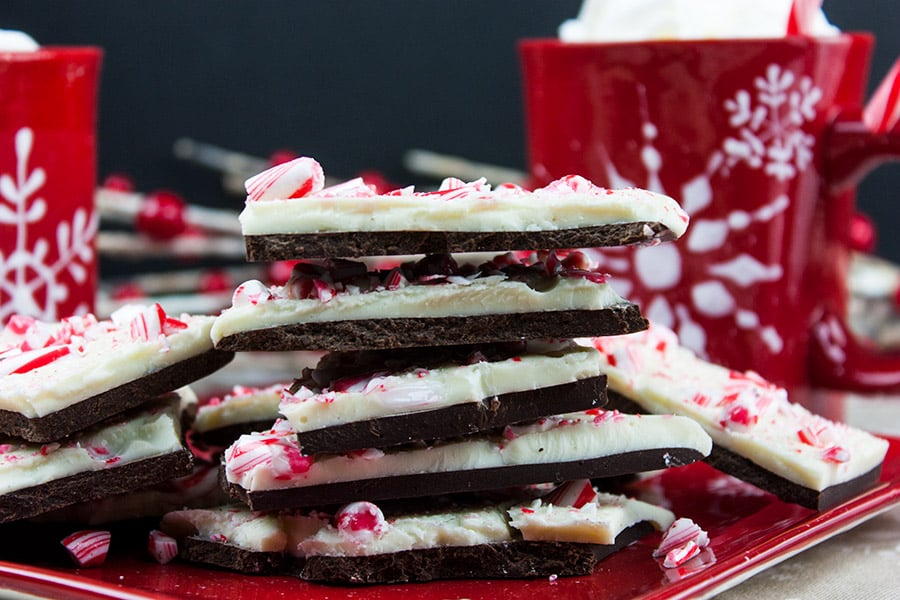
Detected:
[518,31,872,50]
[0,46,103,63]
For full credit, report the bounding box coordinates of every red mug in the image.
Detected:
[0,46,102,323]
[520,33,900,393]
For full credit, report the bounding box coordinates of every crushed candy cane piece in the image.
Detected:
[61,530,111,567]
[245,156,324,201]
[148,529,179,564]
[335,501,389,536]
[544,479,598,508]
[654,518,710,569]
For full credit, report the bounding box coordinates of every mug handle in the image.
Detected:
[812,55,900,393]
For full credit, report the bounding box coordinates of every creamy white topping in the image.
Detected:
[508,491,674,545]
[583,324,891,491]
[210,275,628,344]
[279,342,601,432]
[223,411,711,493]
[194,383,285,434]
[0,392,187,495]
[239,158,688,238]
[162,489,673,557]
[0,306,219,418]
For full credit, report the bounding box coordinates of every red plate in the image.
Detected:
[2,436,899,600]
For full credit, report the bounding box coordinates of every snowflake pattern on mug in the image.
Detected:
[0,127,97,322]
[721,64,822,181]
[594,64,822,358]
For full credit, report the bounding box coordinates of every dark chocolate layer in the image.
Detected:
[0,349,235,443]
[297,522,655,584]
[215,305,648,352]
[180,537,285,574]
[243,222,676,261]
[296,376,608,454]
[605,390,884,511]
[224,447,707,511]
[0,450,193,524]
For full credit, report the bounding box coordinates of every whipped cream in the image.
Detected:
[223,410,711,493]
[279,342,601,432]
[584,324,890,491]
[0,29,39,52]
[239,158,688,238]
[210,273,628,345]
[0,392,187,496]
[559,0,839,42]
[0,305,219,418]
[162,488,673,558]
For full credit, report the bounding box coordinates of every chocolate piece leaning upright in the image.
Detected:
[585,324,891,510]
[239,156,689,261]
[0,304,234,442]
[211,251,648,352]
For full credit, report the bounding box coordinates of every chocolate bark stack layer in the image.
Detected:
[190,156,711,582]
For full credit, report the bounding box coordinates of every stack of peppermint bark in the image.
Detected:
[163,156,714,584]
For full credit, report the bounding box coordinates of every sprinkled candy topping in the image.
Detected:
[61,530,111,567]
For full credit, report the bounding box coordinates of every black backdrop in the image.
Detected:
[2,1,898,264]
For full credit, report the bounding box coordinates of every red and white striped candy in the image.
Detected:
[1,345,71,376]
[61,530,111,567]
[148,529,179,564]
[654,518,709,568]
[544,479,597,508]
[245,157,324,202]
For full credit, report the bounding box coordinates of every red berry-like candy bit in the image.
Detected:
[102,172,136,192]
[148,529,179,564]
[135,190,188,240]
[849,211,877,253]
[199,269,232,293]
[61,530,111,567]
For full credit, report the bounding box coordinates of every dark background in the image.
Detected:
[2,1,898,264]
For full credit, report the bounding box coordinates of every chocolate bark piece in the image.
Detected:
[243,222,675,262]
[0,349,235,443]
[223,447,707,511]
[180,536,285,574]
[296,376,607,454]
[0,450,193,524]
[295,522,654,584]
[215,305,648,352]
[605,391,881,511]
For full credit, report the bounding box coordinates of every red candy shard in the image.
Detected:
[61,530,111,567]
[148,529,179,565]
[102,172,135,192]
[335,501,388,536]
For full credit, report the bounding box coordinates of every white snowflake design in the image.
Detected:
[722,64,821,181]
[590,65,822,358]
[0,127,97,322]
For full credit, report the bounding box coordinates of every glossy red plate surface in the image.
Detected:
[2,436,899,600]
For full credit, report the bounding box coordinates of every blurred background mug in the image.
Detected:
[0,46,102,324]
[520,33,900,393]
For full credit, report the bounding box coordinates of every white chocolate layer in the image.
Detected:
[239,174,689,239]
[223,411,711,493]
[0,393,187,496]
[584,325,890,491]
[508,491,674,545]
[0,307,218,418]
[210,275,629,344]
[194,383,285,434]
[279,342,601,432]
